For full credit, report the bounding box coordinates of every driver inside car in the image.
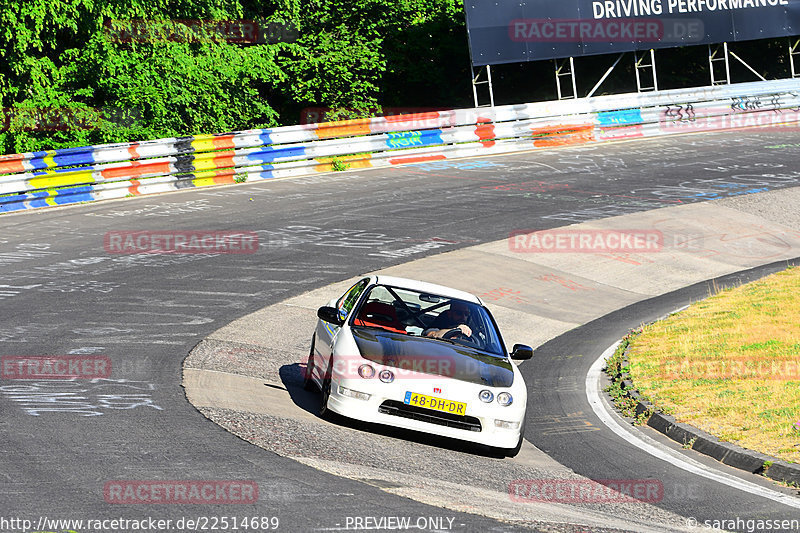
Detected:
[423,301,473,339]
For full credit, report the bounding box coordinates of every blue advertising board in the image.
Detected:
[464,0,800,64]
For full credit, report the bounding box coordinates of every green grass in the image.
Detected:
[625,265,800,463]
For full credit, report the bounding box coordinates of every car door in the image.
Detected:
[314,278,370,378]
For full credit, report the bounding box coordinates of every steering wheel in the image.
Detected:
[443,328,474,342]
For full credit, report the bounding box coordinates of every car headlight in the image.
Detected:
[358,364,375,379]
[479,390,494,403]
[497,392,513,406]
[379,369,394,383]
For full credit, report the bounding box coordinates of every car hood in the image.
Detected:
[351,327,513,387]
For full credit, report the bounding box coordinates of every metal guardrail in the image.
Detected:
[2,79,800,213]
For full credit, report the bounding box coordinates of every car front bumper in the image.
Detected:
[326,378,525,450]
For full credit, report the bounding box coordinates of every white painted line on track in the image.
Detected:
[586,340,800,510]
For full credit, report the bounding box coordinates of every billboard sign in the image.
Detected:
[464,0,800,65]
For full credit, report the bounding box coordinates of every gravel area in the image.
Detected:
[196,407,564,494]
[185,338,300,384]
[715,186,800,231]
[292,457,685,533]
[190,333,693,533]
[198,402,690,531]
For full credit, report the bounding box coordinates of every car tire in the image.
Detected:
[488,419,525,458]
[319,364,333,419]
[487,435,522,459]
[303,335,317,392]
[505,433,524,458]
[503,418,526,457]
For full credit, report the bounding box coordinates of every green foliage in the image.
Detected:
[0,0,287,153]
[634,408,653,426]
[605,378,640,420]
[379,0,470,107]
[330,156,349,172]
[604,334,633,380]
[0,0,472,154]
[604,330,648,422]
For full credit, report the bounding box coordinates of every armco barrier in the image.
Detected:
[2,79,800,213]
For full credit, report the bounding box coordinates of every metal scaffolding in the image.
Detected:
[709,42,767,85]
[554,57,578,100]
[470,65,495,108]
[634,49,659,92]
[470,40,792,105]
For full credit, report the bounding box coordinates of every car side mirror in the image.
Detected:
[510,344,533,360]
[317,306,344,326]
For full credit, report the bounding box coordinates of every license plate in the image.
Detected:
[404,392,466,415]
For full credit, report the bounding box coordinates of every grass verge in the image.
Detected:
[618,265,800,463]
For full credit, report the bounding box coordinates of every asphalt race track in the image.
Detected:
[2,128,800,532]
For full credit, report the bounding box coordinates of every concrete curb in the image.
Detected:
[615,335,800,486]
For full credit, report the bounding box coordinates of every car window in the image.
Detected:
[423,299,504,355]
[336,278,369,321]
[351,284,505,356]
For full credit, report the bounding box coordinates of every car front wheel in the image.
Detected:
[303,335,317,392]
[504,433,524,458]
[319,365,332,419]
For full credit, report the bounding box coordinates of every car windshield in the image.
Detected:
[351,284,505,356]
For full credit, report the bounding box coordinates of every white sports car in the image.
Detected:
[303,275,532,455]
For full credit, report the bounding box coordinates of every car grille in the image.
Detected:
[378,400,482,432]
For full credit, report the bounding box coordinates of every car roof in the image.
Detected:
[372,275,482,304]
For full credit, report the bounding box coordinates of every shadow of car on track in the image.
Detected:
[278,362,513,459]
